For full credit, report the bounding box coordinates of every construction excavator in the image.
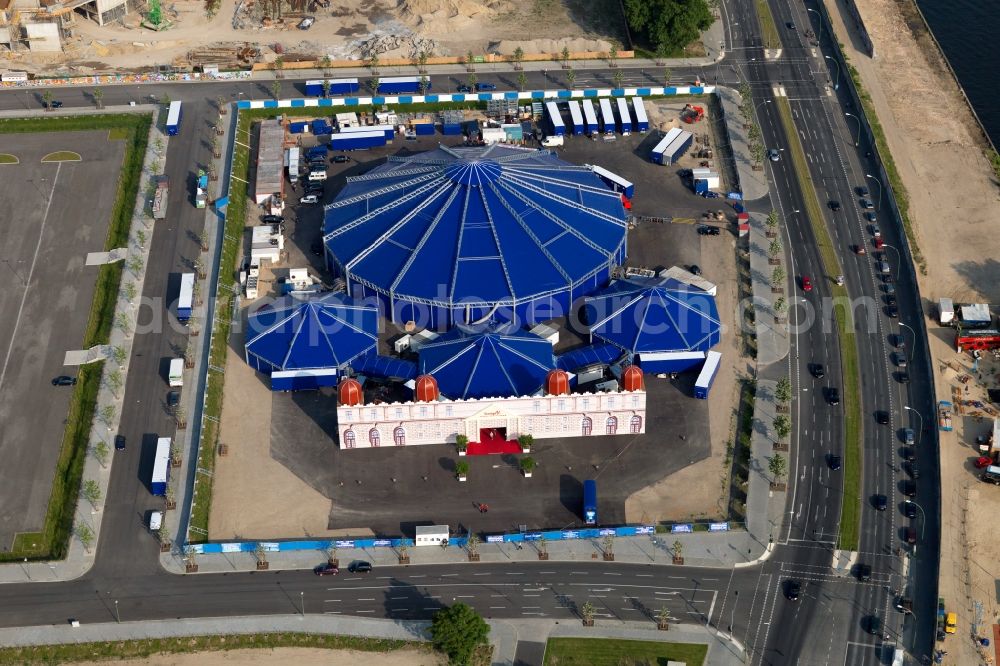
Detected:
[681,104,705,123]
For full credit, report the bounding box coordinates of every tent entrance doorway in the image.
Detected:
[467,427,520,455]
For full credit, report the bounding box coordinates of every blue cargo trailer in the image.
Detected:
[306,145,329,158]
[616,97,632,134]
[632,97,649,132]
[311,119,334,135]
[177,272,194,323]
[590,164,634,198]
[288,121,310,134]
[151,437,171,496]
[413,121,435,135]
[545,101,566,136]
[305,78,360,96]
[378,76,428,94]
[636,351,706,374]
[304,80,324,96]
[329,130,387,150]
[340,124,395,139]
[582,99,599,134]
[694,351,722,399]
[651,127,693,165]
[271,368,339,391]
[583,480,598,525]
[599,98,615,134]
[567,100,584,134]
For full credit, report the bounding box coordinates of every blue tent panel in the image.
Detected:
[352,354,418,380]
[418,323,555,400]
[556,343,625,371]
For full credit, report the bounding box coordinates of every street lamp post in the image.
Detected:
[900,324,916,363]
[866,173,883,211]
[730,590,739,632]
[824,55,840,90]
[844,112,860,146]
[904,404,923,436]
[300,591,305,616]
[883,244,900,280]
[114,599,120,624]
[806,7,824,43]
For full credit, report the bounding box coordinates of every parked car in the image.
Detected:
[903,502,917,518]
[297,16,314,29]
[903,428,915,444]
[167,391,180,413]
[689,265,702,276]
[476,82,497,91]
[901,447,916,462]
[332,155,350,163]
[314,563,339,576]
[456,85,472,93]
[896,370,909,383]
[901,480,917,497]
[300,194,319,204]
[43,100,64,109]
[865,212,877,223]
[904,526,917,545]
[697,225,720,236]
[893,351,907,367]
[856,185,870,197]
[52,375,77,386]
[906,461,920,479]
[885,305,899,318]
[262,214,283,224]
[114,434,126,451]
[348,561,373,573]
[860,198,875,209]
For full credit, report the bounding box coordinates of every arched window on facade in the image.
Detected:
[343,429,356,448]
[606,416,618,435]
[369,428,380,447]
[393,426,406,446]
[630,414,642,434]
[581,416,593,436]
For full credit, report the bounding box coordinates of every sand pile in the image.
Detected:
[495,37,614,55]
[397,0,515,35]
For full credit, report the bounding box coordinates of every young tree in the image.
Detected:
[612,69,625,89]
[771,265,785,288]
[82,479,102,508]
[42,89,53,111]
[93,88,104,109]
[270,80,282,100]
[367,53,380,76]
[417,50,429,73]
[217,95,227,114]
[773,296,788,315]
[747,123,762,144]
[94,440,110,468]
[456,460,469,480]
[656,606,671,629]
[580,601,596,625]
[561,46,571,67]
[321,79,331,98]
[455,434,468,452]
[663,66,673,85]
[602,534,615,557]
[273,56,284,79]
[429,603,490,665]
[513,46,524,70]
[608,44,618,67]
[419,76,430,95]
[768,237,783,258]
[115,311,132,335]
[466,50,475,71]
[319,55,332,75]
[77,523,95,553]
[107,368,123,397]
[466,532,480,556]
[110,345,127,366]
[517,71,528,92]
[520,456,536,476]
[467,72,478,91]
[370,77,381,96]
[255,542,268,565]
[766,209,779,232]
[773,414,792,440]
[775,376,793,404]
[672,539,684,559]
[100,404,117,427]
[769,452,788,481]
[517,434,533,451]
[135,228,147,248]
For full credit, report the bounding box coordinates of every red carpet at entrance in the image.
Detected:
[466,428,522,455]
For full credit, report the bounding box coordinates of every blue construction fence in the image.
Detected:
[234,84,715,111]
[189,523,733,555]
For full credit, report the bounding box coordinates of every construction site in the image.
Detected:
[0,0,626,73]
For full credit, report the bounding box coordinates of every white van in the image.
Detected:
[308,169,327,182]
[149,510,163,531]
[541,135,564,147]
[168,358,184,387]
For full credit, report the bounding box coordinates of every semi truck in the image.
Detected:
[286,147,300,184]
[177,273,195,323]
[151,437,171,496]
[694,351,722,399]
[166,101,183,135]
[152,176,169,219]
[329,131,386,150]
[583,479,597,525]
[589,164,634,198]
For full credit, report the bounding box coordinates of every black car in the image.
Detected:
[885,305,899,318]
[262,215,283,224]
[43,100,64,109]
[811,363,825,379]
[305,183,325,194]
[883,273,895,284]
[828,454,842,470]
[332,155,350,163]
[308,159,327,169]
[873,494,888,511]
[856,563,872,582]
[866,615,883,636]
[310,242,323,256]
[901,446,916,462]
[114,434,126,451]
[689,265,702,276]
[348,561,372,573]
[906,461,920,479]
[901,480,917,497]
[167,390,180,412]
[697,225,720,236]
[885,294,897,306]
[856,185,870,197]
[903,501,918,518]
[904,526,917,545]
[456,85,472,93]
[876,411,890,425]
[891,334,905,348]
[314,563,339,576]
[827,387,840,405]
[786,21,796,30]
[896,371,910,384]
[52,375,77,386]
[785,579,802,601]
[828,200,841,212]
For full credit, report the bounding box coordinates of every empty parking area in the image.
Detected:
[0,130,124,549]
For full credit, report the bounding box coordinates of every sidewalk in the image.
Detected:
[0,103,165,585]
[715,87,769,202]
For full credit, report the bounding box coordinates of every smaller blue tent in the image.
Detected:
[418,322,555,400]
[245,293,378,373]
[584,276,721,355]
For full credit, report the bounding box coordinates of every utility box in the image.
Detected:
[415,525,450,547]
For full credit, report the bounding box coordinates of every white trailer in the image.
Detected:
[286,146,299,184]
[599,98,615,134]
[582,99,599,134]
[168,358,184,387]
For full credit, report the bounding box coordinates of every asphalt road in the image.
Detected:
[0,7,941,663]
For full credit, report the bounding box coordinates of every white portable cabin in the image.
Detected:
[415,525,450,546]
[582,99,599,134]
[938,297,954,324]
[660,266,718,296]
[599,98,615,134]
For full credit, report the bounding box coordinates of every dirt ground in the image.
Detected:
[827,0,1000,663]
[30,0,621,73]
[77,647,443,666]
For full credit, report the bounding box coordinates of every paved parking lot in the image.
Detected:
[0,131,124,549]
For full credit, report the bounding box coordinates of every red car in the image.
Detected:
[801,275,813,292]
[313,563,339,576]
[873,236,884,249]
[976,456,993,469]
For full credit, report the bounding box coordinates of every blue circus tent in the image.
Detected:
[418,323,555,400]
[245,293,379,373]
[323,144,629,329]
[584,276,722,356]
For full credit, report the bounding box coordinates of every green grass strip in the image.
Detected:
[755,0,782,51]
[544,637,708,666]
[0,113,151,561]
[773,97,861,550]
[0,632,425,664]
[41,150,81,162]
[0,153,17,164]
[844,61,924,274]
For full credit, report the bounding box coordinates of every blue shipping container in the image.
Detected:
[288,121,309,134]
[583,480,598,525]
[414,123,435,135]
[304,80,324,96]
[378,76,428,94]
[442,123,462,135]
